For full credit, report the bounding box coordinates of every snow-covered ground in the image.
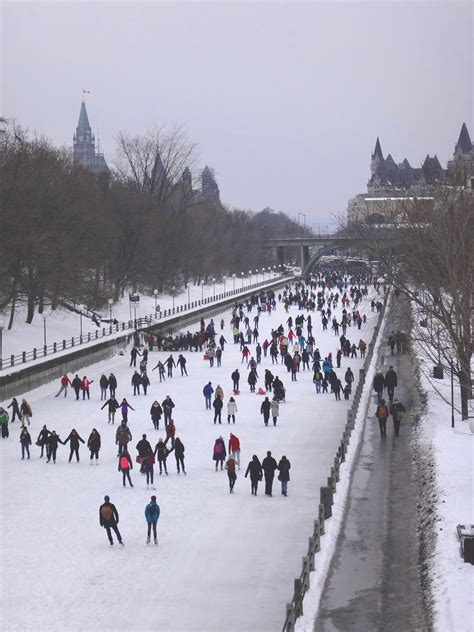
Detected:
[415,357,474,632]
[0,284,379,632]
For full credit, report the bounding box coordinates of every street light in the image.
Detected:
[212,277,216,298]
[256,269,259,283]
[249,270,252,284]
[201,281,204,301]
[153,289,158,311]
[241,272,244,288]
[172,286,176,310]
[0,317,5,371]
[42,314,47,348]
[187,285,190,305]
[108,298,113,333]
[223,276,226,292]
[232,273,236,291]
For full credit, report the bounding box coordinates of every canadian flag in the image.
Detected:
[83,89,91,94]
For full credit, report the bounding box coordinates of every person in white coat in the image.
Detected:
[271,399,279,426]
[227,397,238,424]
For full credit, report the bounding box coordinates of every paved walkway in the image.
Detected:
[314,296,432,632]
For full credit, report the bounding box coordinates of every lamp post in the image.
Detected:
[450,358,455,428]
[241,272,244,288]
[201,281,204,301]
[249,270,252,284]
[0,317,5,370]
[108,298,113,333]
[187,285,190,305]
[172,286,176,311]
[42,314,47,348]
[223,276,226,292]
[232,273,236,291]
[256,269,259,283]
[212,277,216,298]
[153,289,158,312]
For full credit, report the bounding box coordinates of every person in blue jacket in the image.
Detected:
[145,495,160,545]
[203,382,214,410]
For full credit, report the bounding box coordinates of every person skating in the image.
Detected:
[87,428,101,464]
[228,433,241,469]
[277,456,291,496]
[99,374,109,401]
[248,368,258,393]
[101,396,119,424]
[245,455,263,496]
[171,437,186,474]
[154,438,170,475]
[164,419,176,448]
[81,376,93,400]
[136,434,153,472]
[36,425,51,458]
[20,427,32,460]
[264,369,274,392]
[54,375,71,398]
[131,370,142,396]
[63,428,85,462]
[260,397,271,426]
[213,436,226,470]
[389,399,406,437]
[46,431,63,463]
[271,399,279,426]
[116,420,132,456]
[227,397,237,424]
[99,495,123,546]
[203,382,214,410]
[129,347,141,368]
[165,354,176,377]
[141,371,150,396]
[231,369,240,393]
[375,399,389,438]
[225,455,237,493]
[150,401,163,430]
[0,407,9,438]
[151,361,166,382]
[71,375,82,400]
[108,373,118,397]
[162,396,175,426]
[177,354,188,376]
[120,398,135,422]
[261,451,278,496]
[142,452,156,489]
[20,399,32,426]
[385,366,398,403]
[118,449,134,487]
[145,495,160,544]
[213,394,223,424]
[373,370,385,403]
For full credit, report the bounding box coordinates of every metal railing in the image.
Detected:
[0,275,292,372]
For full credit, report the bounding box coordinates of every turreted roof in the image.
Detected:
[77,101,91,134]
[372,137,384,160]
[455,122,472,154]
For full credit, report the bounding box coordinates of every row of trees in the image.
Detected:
[0,120,303,328]
[343,188,473,419]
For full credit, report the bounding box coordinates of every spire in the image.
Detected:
[455,123,472,154]
[77,101,91,134]
[372,137,384,161]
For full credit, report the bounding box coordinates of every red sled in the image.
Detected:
[257,387,266,395]
[203,354,209,360]
[233,389,240,395]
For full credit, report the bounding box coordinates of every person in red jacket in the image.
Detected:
[81,376,93,400]
[228,433,241,469]
[55,375,71,398]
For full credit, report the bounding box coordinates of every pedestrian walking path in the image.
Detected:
[314,296,432,632]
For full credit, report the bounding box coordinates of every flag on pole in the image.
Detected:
[83,89,91,94]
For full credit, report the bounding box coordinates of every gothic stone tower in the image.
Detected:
[73,101,108,174]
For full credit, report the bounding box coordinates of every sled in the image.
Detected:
[257,387,266,395]
[233,389,240,396]
[203,354,209,360]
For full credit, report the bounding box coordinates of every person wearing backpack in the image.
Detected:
[144,495,161,544]
[118,449,134,487]
[99,495,123,546]
[375,399,389,439]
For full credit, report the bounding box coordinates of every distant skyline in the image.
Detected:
[2,1,472,229]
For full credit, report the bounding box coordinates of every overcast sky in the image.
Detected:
[1,1,472,229]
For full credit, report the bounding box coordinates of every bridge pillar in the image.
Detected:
[275,246,285,268]
[301,246,309,271]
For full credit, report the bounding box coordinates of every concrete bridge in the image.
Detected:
[263,236,395,276]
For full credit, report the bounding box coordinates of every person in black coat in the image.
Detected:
[101,396,119,424]
[264,370,274,392]
[63,429,85,462]
[373,371,385,402]
[170,437,186,474]
[87,429,101,464]
[99,495,123,545]
[99,375,109,401]
[108,373,118,397]
[131,371,142,395]
[231,369,240,392]
[261,451,278,496]
[130,347,141,368]
[7,398,22,423]
[162,396,175,426]
[245,455,263,495]
[248,368,258,393]
[20,427,32,460]
[177,354,188,376]
[385,366,398,403]
[277,456,291,496]
[136,434,153,472]
[260,397,271,426]
[141,371,150,395]
[36,425,51,458]
[389,399,406,437]
[213,395,223,424]
[71,375,82,400]
[46,431,63,463]
[150,401,163,430]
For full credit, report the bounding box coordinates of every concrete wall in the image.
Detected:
[0,278,291,401]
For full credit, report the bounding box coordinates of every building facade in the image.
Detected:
[73,101,109,174]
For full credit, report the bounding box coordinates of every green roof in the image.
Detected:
[77,101,91,133]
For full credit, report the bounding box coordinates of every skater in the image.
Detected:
[375,399,389,438]
[54,375,71,398]
[46,431,63,463]
[87,428,101,464]
[260,396,271,426]
[203,382,214,410]
[171,437,186,474]
[165,354,176,377]
[118,449,134,487]
[385,366,398,403]
[20,399,32,426]
[0,407,9,438]
[244,455,263,496]
[271,399,279,426]
[152,361,166,382]
[36,425,51,458]
[213,436,226,470]
[227,397,237,424]
[99,495,123,545]
[164,419,176,448]
[277,455,291,496]
[154,438,169,475]
[108,373,118,397]
[99,374,109,401]
[264,369,274,392]
[225,455,237,493]
[162,395,175,426]
[228,433,241,469]
[101,396,120,424]
[81,376,93,400]
[248,368,258,393]
[72,375,82,400]
[177,354,188,376]
[213,394,223,424]
[262,451,278,496]
[129,347,140,368]
[131,370,142,396]
[390,399,406,437]
[120,398,135,422]
[136,434,153,471]
[142,452,156,489]
[150,401,163,430]
[231,369,240,393]
[141,371,150,395]
[20,426,32,459]
[63,428,85,462]
[145,495,160,544]
[116,420,133,456]
[7,397,22,423]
